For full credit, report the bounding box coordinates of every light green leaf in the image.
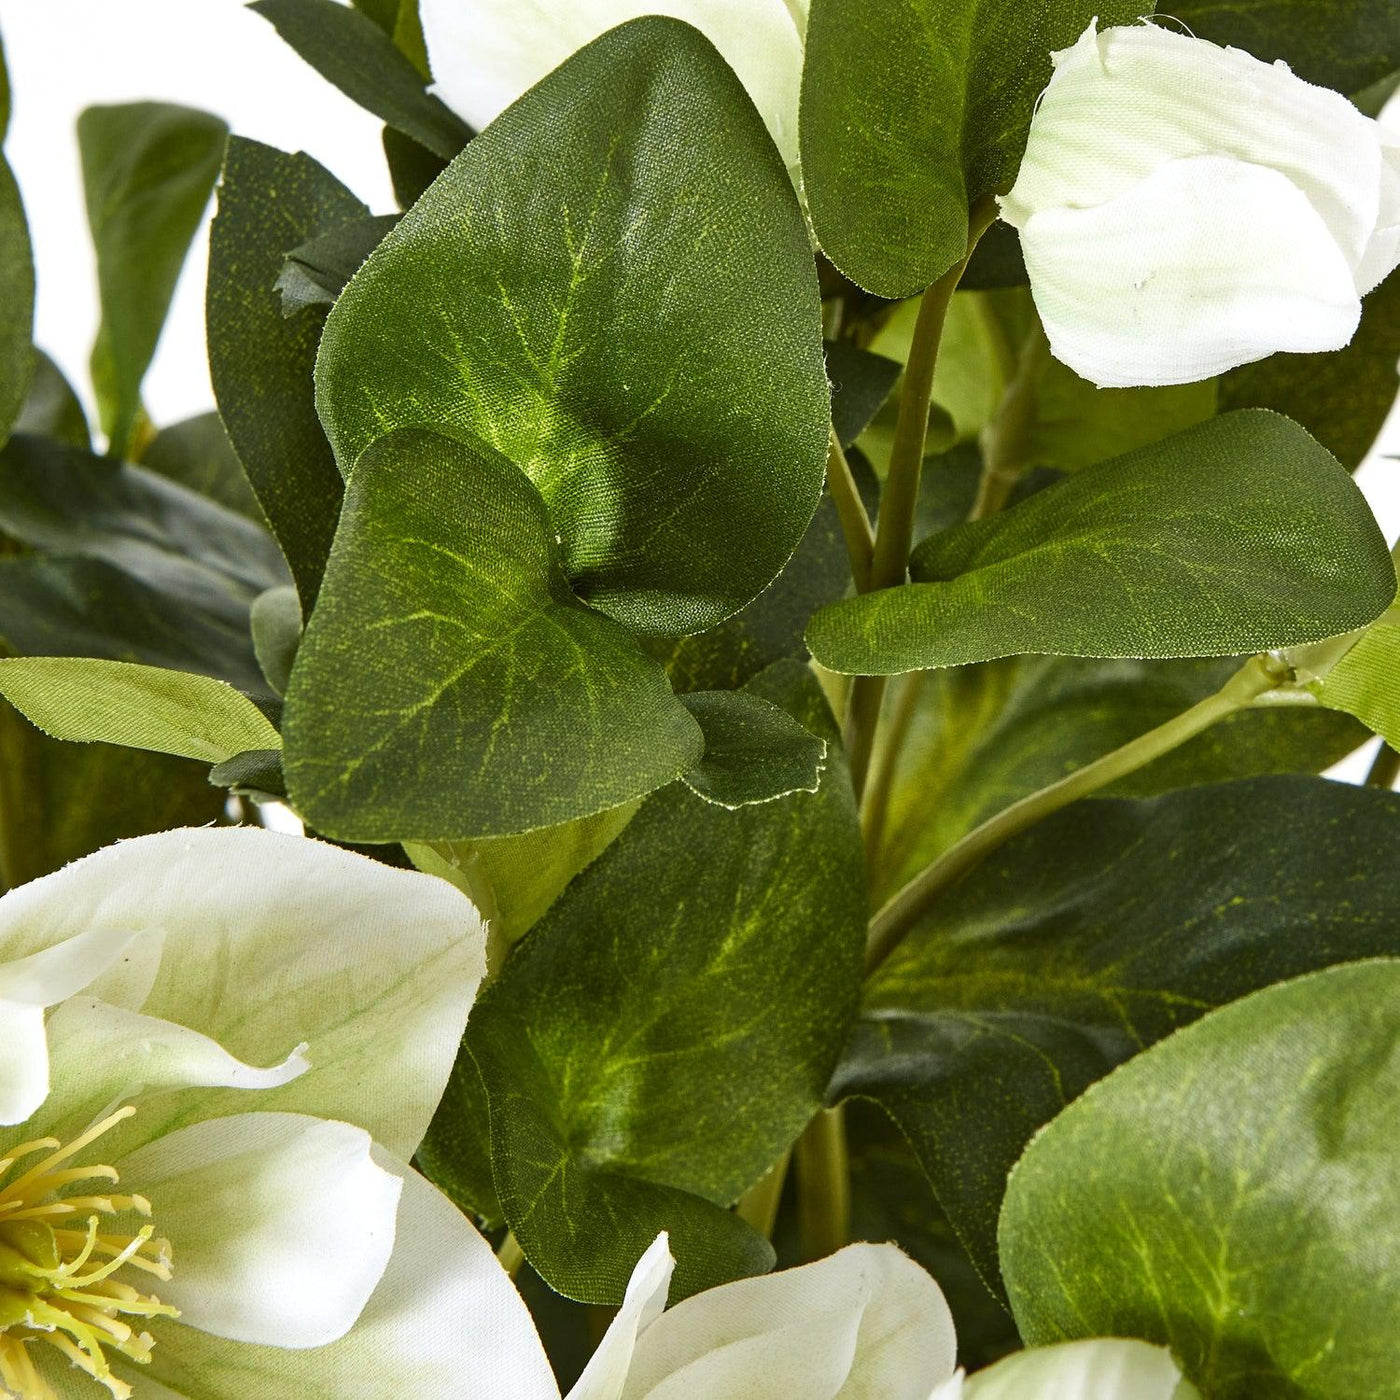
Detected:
[141,412,262,520]
[808,412,1394,675]
[283,428,704,843]
[836,775,1400,1291]
[316,16,829,637]
[207,137,366,609]
[1000,959,1400,1398]
[250,0,468,159]
[78,103,227,459]
[459,663,866,1302]
[680,686,827,807]
[14,350,89,449]
[1303,607,1400,749]
[800,0,1152,296]
[1173,0,1400,93]
[0,658,278,763]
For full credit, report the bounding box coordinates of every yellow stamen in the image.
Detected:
[0,1109,178,1400]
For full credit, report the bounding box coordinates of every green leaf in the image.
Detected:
[14,351,89,449]
[78,103,227,459]
[680,686,827,807]
[0,702,226,892]
[464,662,866,1302]
[316,17,829,637]
[250,0,469,159]
[800,0,1151,297]
[207,746,286,800]
[869,654,1365,904]
[808,412,1394,675]
[0,144,33,450]
[836,775,1400,1291]
[250,585,301,698]
[1173,0,1400,93]
[406,799,642,971]
[141,412,262,520]
[382,124,448,208]
[827,342,901,449]
[283,428,704,842]
[1000,959,1400,1398]
[1303,609,1400,749]
[0,556,264,692]
[1220,268,1400,471]
[0,657,279,763]
[207,137,366,608]
[275,212,399,313]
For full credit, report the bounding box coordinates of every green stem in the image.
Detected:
[794,1107,851,1260]
[827,429,874,594]
[735,1152,790,1240]
[496,1230,525,1279]
[865,654,1290,972]
[1367,743,1400,790]
[861,670,925,865]
[844,200,997,797]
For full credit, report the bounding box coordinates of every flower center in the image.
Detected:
[0,1108,177,1400]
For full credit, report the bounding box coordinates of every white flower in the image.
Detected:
[999,22,1400,388]
[961,1337,1200,1398]
[0,827,490,1399]
[419,0,809,175]
[473,1230,959,1399]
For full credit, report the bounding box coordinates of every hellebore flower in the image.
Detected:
[470,1229,959,1399]
[999,22,1400,388]
[0,827,489,1399]
[959,1337,1201,1398]
[419,0,809,175]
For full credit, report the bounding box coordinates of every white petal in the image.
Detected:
[420,0,806,172]
[1355,126,1400,296]
[142,1146,560,1400]
[1021,153,1361,387]
[0,1003,49,1126]
[0,828,486,1158]
[963,1338,1198,1399]
[35,998,307,1149]
[616,1242,956,1400]
[569,1232,675,1400]
[117,1113,401,1349]
[1003,22,1383,273]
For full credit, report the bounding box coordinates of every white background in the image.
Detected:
[2,0,1398,784]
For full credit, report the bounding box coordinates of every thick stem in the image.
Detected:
[735,1153,790,1240]
[794,1107,851,1260]
[826,429,874,594]
[865,654,1290,972]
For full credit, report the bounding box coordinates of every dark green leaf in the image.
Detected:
[276,212,399,314]
[0,147,33,450]
[1220,268,1400,470]
[800,0,1151,296]
[208,747,286,800]
[141,412,262,519]
[316,17,829,636]
[827,342,901,448]
[467,662,865,1301]
[78,103,227,459]
[807,412,1394,674]
[837,776,1400,1290]
[283,429,704,842]
[0,556,263,691]
[250,0,469,159]
[1001,959,1400,1398]
[382,124,449,208]
[208,137,366,608]
[0,702,226,892]
[680,686,827,807]
[870,654,1366,904]
[14,351,89,449]
[1174,0,1400,93]
[0,657,279,762]
[958,220,1027,290]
